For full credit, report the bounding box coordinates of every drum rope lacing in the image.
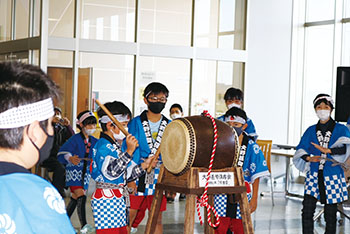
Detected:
[196,110,221,228]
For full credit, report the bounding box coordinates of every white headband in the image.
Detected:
[313,96,334,106]
[99,114,129,124]
[224,115,246,125]
[0,98,54,129]
[77,112,94,125]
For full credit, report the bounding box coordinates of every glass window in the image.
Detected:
[81,0,135,41]
[216,61,233,117]
[49,0,74,37]
[138,0,192,46]
[15,0,29,39]
[302,25,334,131]
[136,56,190,118]
[306,0,335,22]
[218,34,234,49]
[215,61,244,117]
[31,50,40,65]
[79,52,134,111]
[33,0,41,37]
[0,0,12,41]
[194,0,219,48]
[191,60,216,115]
[343,23,350,66]
[346,0,350,18]
[219,0,235,32]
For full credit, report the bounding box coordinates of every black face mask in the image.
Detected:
[148,102,165,114]
[28,126,54,164]
[233,126,244,136]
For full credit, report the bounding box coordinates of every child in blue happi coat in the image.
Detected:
[90,101,154,233]
[218,87,258,141]
[214,107,269,234]
[293,94,350,234]
[125,82,171,234]
[58,110,98,232]
[0,62,75,233]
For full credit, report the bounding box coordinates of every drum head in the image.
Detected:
[161,119,195,174]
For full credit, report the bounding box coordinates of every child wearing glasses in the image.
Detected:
[125,82,171,234]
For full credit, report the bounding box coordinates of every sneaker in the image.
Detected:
[80,224,95,234]
[167,197,174,203]
[130,227,138,233]
[179,193,186,201]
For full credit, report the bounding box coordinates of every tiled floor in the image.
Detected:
[68,180,350,234]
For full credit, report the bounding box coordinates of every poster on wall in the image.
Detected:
[92,91,99,112]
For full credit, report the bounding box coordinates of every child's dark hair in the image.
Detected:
[313,93,334,109]
[224,87,244,101]
[54,107,62,114]
[76,110,97,130]
[0,62,59,150]
[170,103,183,113]
[97,101,132,132]
[143,82,169,98]
[225,107,248,122]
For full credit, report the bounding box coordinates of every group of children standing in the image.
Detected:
[1,62,349,234]
[53,82,269,234]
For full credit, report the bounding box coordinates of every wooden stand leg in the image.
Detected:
[184,194,196,234]
[235,167,254,234]
[145,188,164,234]
[238,192,253,234]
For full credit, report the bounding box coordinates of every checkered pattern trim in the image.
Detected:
[214,193,252,219]
[136,166,160,196]
[304,171,320,199]
[304,171,349,204]
[214,194,227,217]
[91,195,126,229]
[324,174,348,204]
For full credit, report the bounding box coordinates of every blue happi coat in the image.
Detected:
[0,162,74,234]
[214,134,269,219]
[58,133,98,188]
[293,121,350,204]
[123,111,170,196]
[218,115,258,140]
[90,133,146,230]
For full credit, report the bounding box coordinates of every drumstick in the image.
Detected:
[147,147,161,173]
[95,99,129,136]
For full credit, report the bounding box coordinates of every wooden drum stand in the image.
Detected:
[145,166,254,234]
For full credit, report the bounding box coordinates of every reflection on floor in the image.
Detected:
[68,180,350,234]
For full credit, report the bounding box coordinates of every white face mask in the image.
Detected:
[111,127,127,141]
[316,110,331,121]
[170,113,182,120]
[85,128,96,136]
[227,102,241,109]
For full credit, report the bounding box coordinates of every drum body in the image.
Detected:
[161,115,238,175]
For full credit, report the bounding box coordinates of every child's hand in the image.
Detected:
[311,142,331,154]
[126,134,138,155]
[141,155,158,170]
[127,181,137,195]
[307,155,322,162]
[249,197,258,213]
[69,155,81,165]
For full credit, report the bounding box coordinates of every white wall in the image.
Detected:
[244,0,293,144]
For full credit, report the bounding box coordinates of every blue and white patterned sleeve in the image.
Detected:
[248,141,270,183]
